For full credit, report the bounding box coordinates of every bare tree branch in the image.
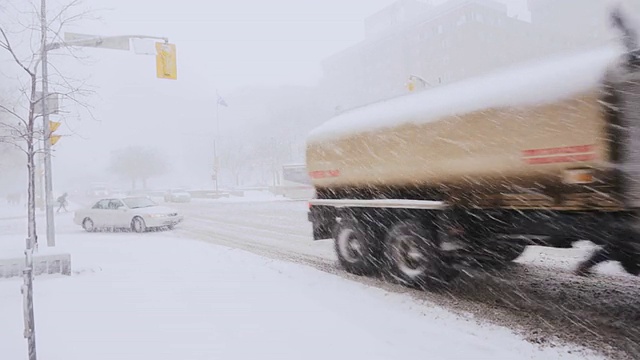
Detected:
[0,26,36,77]
[0,104,28,126]
[46,0,82,29]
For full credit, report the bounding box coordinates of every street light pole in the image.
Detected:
[213,94,220,193]
[408,74,431,90]
[41,0,55,248]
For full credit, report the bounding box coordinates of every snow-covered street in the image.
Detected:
[0,200,607,360]
[138,196,640,358]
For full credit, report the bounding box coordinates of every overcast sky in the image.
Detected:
[76,0,529,91]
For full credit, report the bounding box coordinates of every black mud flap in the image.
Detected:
[309,205,336,240]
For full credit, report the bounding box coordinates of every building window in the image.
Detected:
[437,24,444,34]
[457,15,467,26]
[476,13,484,23]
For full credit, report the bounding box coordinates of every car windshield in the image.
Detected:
[123,197,157,209]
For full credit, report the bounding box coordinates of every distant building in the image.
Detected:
[320,0,535,111]
[364,0,435,38]
[527,0,614,48]
[319,0,620,112]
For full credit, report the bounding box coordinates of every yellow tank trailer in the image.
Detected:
[306,45,640,284]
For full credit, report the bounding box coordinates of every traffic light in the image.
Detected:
[156,42,177,80]
[406,79,416,92]
[49,121,61,146]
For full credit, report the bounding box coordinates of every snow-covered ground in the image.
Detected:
[0,203,35,219]
[0,209,599,360]
[188,190,291,204]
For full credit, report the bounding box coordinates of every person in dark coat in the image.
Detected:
[56,192,68,213]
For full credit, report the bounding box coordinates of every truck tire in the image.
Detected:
[334,217,379,275]
[384,219,454,287]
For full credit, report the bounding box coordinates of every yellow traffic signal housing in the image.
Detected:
[49,121,61,146]
[156,42,177,80]
[49,121,61,133]
[50,135,61,146]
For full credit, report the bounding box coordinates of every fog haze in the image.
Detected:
[1,0,625,194]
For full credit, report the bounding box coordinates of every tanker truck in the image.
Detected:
[306,34,640,285]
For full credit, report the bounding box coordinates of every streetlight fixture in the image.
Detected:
[406,74,431,92]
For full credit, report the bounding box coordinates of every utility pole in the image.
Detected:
[213,141,218,193]
[41,0,55,248]
[213,92,220,193]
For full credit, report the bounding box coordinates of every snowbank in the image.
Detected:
[308,44,626,143]
[0,230,599,360]
[186,190,290,204]
[0,204,31,220]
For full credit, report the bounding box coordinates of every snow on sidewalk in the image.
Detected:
[0,231,599,360]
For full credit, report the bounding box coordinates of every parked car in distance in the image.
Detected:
[164,189,191,203]
[187,189,230,199]
[74,196,183,233]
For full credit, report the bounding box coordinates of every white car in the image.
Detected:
[74,197,184,233]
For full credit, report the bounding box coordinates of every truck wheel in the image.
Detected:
[334,217,377,275]
[384,219,453,287]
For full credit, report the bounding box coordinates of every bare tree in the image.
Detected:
[0,0,96,245]
[253,137,294,186]
[219,143,252,187]
[109,147,168,190]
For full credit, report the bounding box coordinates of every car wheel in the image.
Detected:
[131,216,147,233]
[82,218,95,232]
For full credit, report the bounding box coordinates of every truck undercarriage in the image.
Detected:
[309,199,640,285]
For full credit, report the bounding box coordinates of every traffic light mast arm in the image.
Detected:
[46,35,169,51]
